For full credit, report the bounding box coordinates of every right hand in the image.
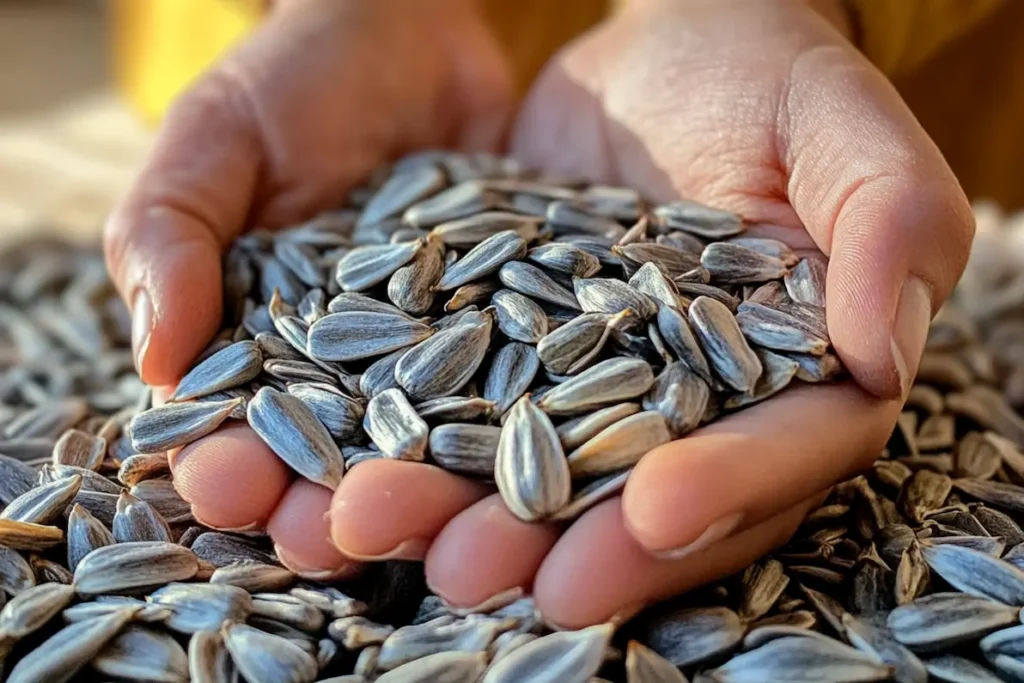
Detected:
[104,0,511,575]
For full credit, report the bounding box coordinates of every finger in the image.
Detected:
[104,69,262,386]
[781,22,974,399]
[329,460,490,561]
[622,382,898,556]
[268,479,363,581]
[535,494,821,629]
[171,423,292,530]
[424,494,560,610]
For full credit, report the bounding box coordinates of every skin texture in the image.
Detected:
[105,0,974,628]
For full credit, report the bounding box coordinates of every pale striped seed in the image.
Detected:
[252,593,325,633]
[628,262,683,309]
[538,357,655,416]
[724,348,799,410]
[376,651,487,683]
[492,289,548,343]
[527,243,601,278]
[92,625,190,683]
[0,519,63,551]
[388,234,445,315]
[0,546,34,595]
[653,200,745,238]
[415,396,496,424]
[728,237,799,267]
[0,582,75,640]
[436,231,528,291]
[66,502,114,572]
[566,410,671,478]
[735,302,829,355]
[537,310,634,376]
[364,389,429,461]
[359,347,407,398]
[117,452,172,487]
[51,428,106,470]
[707,635,892,683]
[785,257,827,307]
[112,490,172,543]
[700,242,788,284]
[296,286,328,323]
[550,468,632,522]
[222,621,319,683]
[615,242,702,280]
[1,474,82,525]
[404,180,500,227]
[888,592,1020,649]
[547,200,626,240]
[73,541,199,595]
[210,562,296,593]
[643,361,710,438]
[556,403,642,451]
[150,582,254,633]
[357,164,445,228]
[38,463,121,493]
[496,396,572,522]
[327,291,418,318]
[307,311,434,362]
[430,211,541,248]
[287,382,365,442]
[445,280,501,313]
[328,616,395,649]
[335,241,423,293]
[377,616,513,671]
[481,624,613,683]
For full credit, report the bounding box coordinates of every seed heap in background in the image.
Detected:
[128,150,841,524]
[0,154,1023,681]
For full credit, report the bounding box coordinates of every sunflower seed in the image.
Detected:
[566,411,671,478]
[335,241,424,293]
[498,261,580,311]
[496,396,571,522]
[287,382,365,442]
[0,519,62,551]
[431,212,541,247]
[112,490,172,543]
[480,623,613,683]
[700,243,788,284]
[492,290,549,343]
[925,654,1004,683]
[252,593,326,633]
[887,592,1019,649]
[388,235,444,315]
[92,625,190,683]
[306,312,434,362]
[527,243,601,278]
[653,201,745,238]
[364,389,429,461]
[615,242,702,280]
[636,606,745,667]
[735,302,829,355]
[706,635,892,683]
[550,468,632,522]
[73,541,199,595]
[223,621,319,683]
[575,278,657,319]
[169,340,263,402]
[429,424,500,477]
[395,312,493,400]
[921,543,1024,604]
[537,358,655,416]
[404,180,500,227]
[247,387,345,488]
[689,296,762,393]
[358,164,445,228]
[1,474,82,525]
[784,258,827,307]
[536,311,632,376]
[129,398,242,454]
[437,232,528,291]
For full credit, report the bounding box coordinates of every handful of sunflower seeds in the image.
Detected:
[127,151,840,523]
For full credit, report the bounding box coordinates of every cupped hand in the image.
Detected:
[331,0,974,626]
[110,0,975,626]
[105,0,511,576]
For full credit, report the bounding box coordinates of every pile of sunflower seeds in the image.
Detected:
[127,150,840,524]
[0,152,1022,682]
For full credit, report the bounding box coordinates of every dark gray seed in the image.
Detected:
[431,211,541,247]
[975,506,1024,546]
[6,606,138,683]
[191,532,275,568]
[499,261,580,310]
[921,543,1024,604]
[151,583,254,633]
[364,389,429,461]
[728,237,799,266]
[358,164,445,228]
[557,235,620,266]
[492,290,549,343]
[287,382,365,442]
[723,348,799,410]
[129,399,242,454]
[843,612,927,683]
[129,479,191,524]
[643,361,709,438]
[335,241,423,292]
[395,312,493,401]
[359,347,407,398]
[739,559,789,621]
[700,242,788,284]
[527,243,601,278]
[653,200,745,238]
[223,621,319,683]
[735,302,829,355]
[0,582,75,639]
[274,240,326,288]
[91,624,190,683]
[112,491,172,543]
[307,311,434,362]
[327,292,418,318]
[785,257,827,307]
[707,635,892,683]
[50,429,106,471]
[925,655,1004,683]
[428,424,500,477]
[73,542,198,595]
[675,281,740,310]
[628,262,683,309]
[403,180,500,227]
[0,547,34,595]
[954,478,1024,512]
[637,605,744,667]
[615,242,703,281]
[536,310,631,376]
[263,358,337,385]
[574,277,657,319]
[247,387,345,488]
[656,304,713,383]
[0,453,37,505]
[547,199,626,239]
[388,235,444,315]
[537,357,655,416]
[67,501,117,574]
[168,341,262,402]
[689,296,763,393]
[483,342,540,415]
[260,257,305,305]
[656,230,706,253]
[436,231,528,291]
[887,592,1019,650]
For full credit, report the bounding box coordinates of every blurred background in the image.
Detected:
[0,0,261,245]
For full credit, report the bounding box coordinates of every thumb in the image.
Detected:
[104,71,261,386]
[783,37,975,399]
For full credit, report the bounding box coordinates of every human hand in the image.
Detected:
[327,0,974,626]
[104,0,511,575]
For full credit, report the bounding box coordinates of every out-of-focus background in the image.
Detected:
[0,0,261,245]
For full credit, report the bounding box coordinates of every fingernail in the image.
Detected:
[653,512,744,560]
[274,543,363,581]
[891,275,932,398]
[131,288,153,376]
[332,538,430,562]
[444,587,525,616]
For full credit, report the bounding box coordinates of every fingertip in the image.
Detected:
[173,423,292,530]
[269,479,359,577]
[329,459,488,560]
